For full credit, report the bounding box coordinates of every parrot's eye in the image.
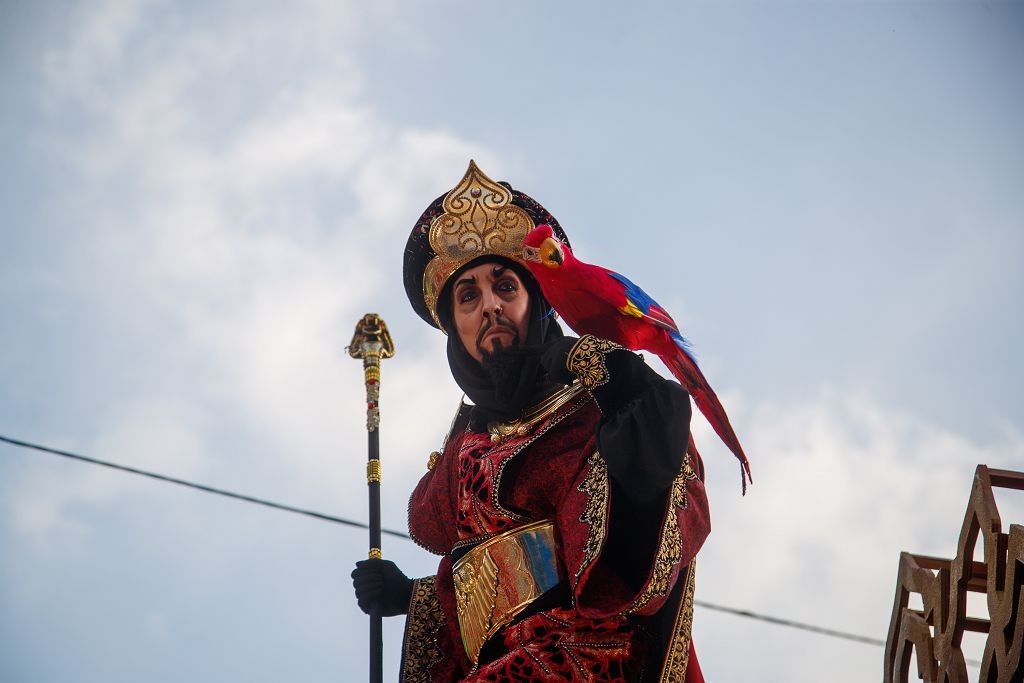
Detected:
[522,246,541,263]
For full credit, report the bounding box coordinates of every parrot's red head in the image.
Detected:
[522,224,565,269]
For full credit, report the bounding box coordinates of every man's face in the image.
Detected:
[450,262,530,363]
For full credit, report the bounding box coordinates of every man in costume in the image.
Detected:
[352,161,710,682]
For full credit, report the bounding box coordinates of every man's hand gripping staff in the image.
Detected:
[522,224,752,493]
[352,559,413,617]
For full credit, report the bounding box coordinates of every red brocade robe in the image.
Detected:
[402,386,710,682]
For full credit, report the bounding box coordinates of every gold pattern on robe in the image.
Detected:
[487,382,585,442]
[566,335,624,390]
[659,562,696,683]
[626,454,697,614]
[575,451,609,580]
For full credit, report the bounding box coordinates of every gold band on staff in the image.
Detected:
[367,459,382,484]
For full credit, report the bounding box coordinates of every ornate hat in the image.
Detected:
[403,160,570,330]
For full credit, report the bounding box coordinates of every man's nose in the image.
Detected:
[480,290,502,317]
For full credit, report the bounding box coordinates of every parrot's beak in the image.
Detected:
[540,237,563,267]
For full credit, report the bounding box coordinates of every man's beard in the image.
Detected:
[478,317,529,406]
[480,341,533,406]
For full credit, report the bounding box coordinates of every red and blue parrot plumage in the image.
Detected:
[522,224,752,492]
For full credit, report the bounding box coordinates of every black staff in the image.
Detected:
[347,313,394,683]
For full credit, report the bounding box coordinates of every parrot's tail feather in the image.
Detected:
[672,333,698,366]
[664,344,752,494]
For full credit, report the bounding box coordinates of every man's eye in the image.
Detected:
[497,281,517,292]
[459,290,477,303]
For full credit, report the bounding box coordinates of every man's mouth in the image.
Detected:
[478,322,516,348]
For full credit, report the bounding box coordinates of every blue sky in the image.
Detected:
[1,1,1022,681]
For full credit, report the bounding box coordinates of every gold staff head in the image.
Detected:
[347,313,395,361]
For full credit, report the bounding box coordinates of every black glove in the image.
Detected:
[351,559,414,617]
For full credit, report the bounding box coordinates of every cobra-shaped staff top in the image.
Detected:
[347,313,395,433]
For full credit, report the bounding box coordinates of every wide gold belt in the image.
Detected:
[452,519,564,666]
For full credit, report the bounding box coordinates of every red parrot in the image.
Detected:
[522,224,752,492]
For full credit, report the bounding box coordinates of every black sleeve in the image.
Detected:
[592,350,692,504]
[590,350,693,592]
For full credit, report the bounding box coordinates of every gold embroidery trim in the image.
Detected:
[566,335,624,390]
[626,454,698,614]
[426,451,440,471]
[575,451,610,580]
[465,389,592,534]
[447,388,595,554]
[487,381,585,442]
[659,561,696,683]
[400,576,446,683]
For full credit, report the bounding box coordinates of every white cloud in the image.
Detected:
[10,397,207,543]
[350,128,489,229]
[40,0,152,103]
[8,0,490,548]
[694,388,1024,682]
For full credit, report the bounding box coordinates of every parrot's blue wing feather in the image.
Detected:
[607,271,688,338]
[607,271,658,314]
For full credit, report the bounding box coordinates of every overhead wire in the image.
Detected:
[692,599,981,668]
[693,599,885,646]
[0,432,982,665]
[0,434,411,539]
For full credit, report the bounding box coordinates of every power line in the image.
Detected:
[694,599,885,646]
[2,432,978,665]
[693,599,982,668]
[0,434,411,540]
